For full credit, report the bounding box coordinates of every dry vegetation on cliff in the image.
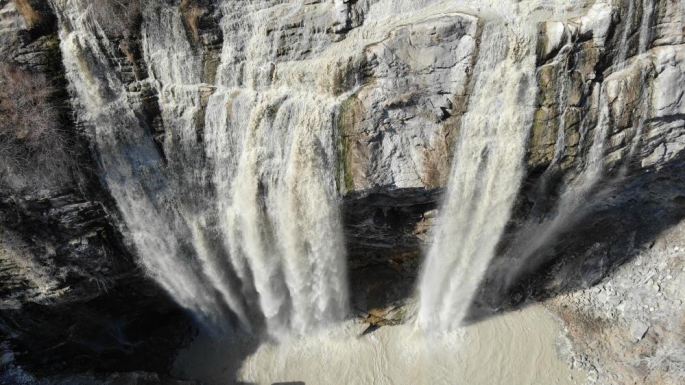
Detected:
[87,0,149,36]
[0,66,74,192]
[11,0,44,28]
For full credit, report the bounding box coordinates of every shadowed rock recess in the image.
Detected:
[0,0,684,384]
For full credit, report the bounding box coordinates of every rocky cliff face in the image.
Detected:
[0,0,684,383]
[0,0,191,382]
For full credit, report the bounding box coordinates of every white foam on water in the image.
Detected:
[174,303,588,385]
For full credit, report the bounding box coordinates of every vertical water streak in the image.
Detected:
[277,97,348,335]
[418,22,539,331]
[616,0,636,68]
[483,0,662,296]
[50,0,230,327]
[638,0,654,54]
[551,62,570,165]
[216,92,348,336]
[455,0,658,306]
[210,1,349,337]
[492,59,653,297]
[51,0,349,337]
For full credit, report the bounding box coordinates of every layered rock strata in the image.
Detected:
[0,0,683,383]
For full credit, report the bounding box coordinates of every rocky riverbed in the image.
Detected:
[546,218,685,385]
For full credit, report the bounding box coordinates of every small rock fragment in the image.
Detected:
[630,321,649,341]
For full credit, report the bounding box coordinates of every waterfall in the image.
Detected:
[49,0,599,336]
[485,0,657,299]
[616,0,636,66]
[418,21,539,331]
[416,0,659,331]
[488,88,614,298]
[208,91,348,336]
[51,0,348,337]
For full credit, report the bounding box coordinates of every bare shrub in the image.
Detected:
[0,66,75,193]
[180,0,205,43]
[86,0,150,37]
[11,0,44,29]
[86,0,207,42]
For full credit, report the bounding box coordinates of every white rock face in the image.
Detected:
[652,46,685,118]
[0,0,26,60]
[578,2,615,47]
[541,21,567,58]
[642,45,685,167]
[591,44,685,169]
[342,15,479,191]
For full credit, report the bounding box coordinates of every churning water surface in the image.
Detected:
[173,303,589,385]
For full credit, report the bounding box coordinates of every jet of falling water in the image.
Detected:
[418,21,539,331]
[51,0,348,338]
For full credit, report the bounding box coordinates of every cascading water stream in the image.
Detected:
[51,0,348,338]
[418,20,539,331]
[416,0,600,331]
[491,82,651,301]
[50,0,631,338]
[485,0,656,299]
[212,91,349,336]
[51,1,230,328]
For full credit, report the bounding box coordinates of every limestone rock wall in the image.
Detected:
[339,15,478,192]
[0,0,684,381]
[0,0,190,379]
[529,0,685,175]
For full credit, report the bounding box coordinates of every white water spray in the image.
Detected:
[417,0,594,331]
[51,0,348,337]
[418,21,538,331]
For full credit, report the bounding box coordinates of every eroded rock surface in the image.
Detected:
[0,0,191,381]
[0,0,684,383]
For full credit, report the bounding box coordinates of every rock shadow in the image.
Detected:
[0,273,193,377]
[170,317,267,385]
[463,149,685,325]
[343,188,439,323]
